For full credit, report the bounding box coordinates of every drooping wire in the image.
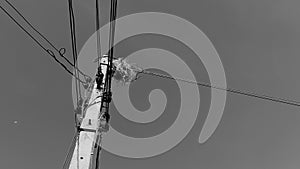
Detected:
[0,4,86,84]
[140,70,300,107]
[4,0,90,81]
[95,0,101,68]
[68,3,78,104]
[66,5,82,169]
[70,2,82,100]
[5,0,300,110]
[93,1,118,167]
[67,0,81,103]
[99,0,118,114]
[95,135,103,169]
[107,0,118,93]
[93,1,112,168]
[62,131,79,169]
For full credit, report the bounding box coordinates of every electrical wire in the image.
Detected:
[4,0,300,109]
[141,70,300,107]
[5,1,300,169]
[95,135,103,169]
[99,0,118,118]
[66,4,82,169]
[107,0,118,93]
[4,0,90,81]
[95,0,101,68]
[62,131,79,169]
[0,4,86,84]
[70,1,82,100]
[67,0,80,103]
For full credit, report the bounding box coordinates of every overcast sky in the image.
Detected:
[1,0,300,169]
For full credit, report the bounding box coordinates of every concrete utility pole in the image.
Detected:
[68,56,110,169]
[68,1,117,168]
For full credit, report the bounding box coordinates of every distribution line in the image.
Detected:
[4,0,90,81]
[62,131,79,169]
[0,4,86,84]
[95,0,101,67]
[141,70,300,107]
[67,0,81,103]
[107,0,118,93]
[2,0,300,109]
[66,2,82,169]
[2,1,300,168]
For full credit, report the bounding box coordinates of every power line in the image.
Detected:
[67,0,81,103]
[4,0,90,81]
[62,131,79,169]
[67,0,78,103]
[107,0,118,94]
[99,0,118,113]
[95,0,101,68]
[3,0,300,109]
[0,4,86,84]
[141,70,300,107]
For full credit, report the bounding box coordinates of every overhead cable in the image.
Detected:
[141,70,300,107]
[4,0,90,82]
[0,4,87,84]
[67,0,81,102]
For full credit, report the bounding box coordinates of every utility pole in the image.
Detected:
[68,0,118,168]
[68,56,111,169]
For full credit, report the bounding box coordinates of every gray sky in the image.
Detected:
[1,0,300,169]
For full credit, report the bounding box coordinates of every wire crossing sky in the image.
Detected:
[2,0,300,169]
[0,0,89,84]
[140,70,300,107]
[1,0,300,109]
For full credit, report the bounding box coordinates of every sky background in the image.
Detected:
[1,0,300,169]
